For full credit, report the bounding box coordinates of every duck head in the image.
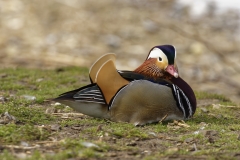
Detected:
[134,45,179,79]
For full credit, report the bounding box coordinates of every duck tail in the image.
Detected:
[53,84,110,119]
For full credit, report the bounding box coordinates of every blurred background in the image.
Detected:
[0,0,240,103]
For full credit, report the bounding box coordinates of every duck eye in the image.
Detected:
[158,57,162,61]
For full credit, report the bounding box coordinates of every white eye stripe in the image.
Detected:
[148,48,163,59]
[147,48,168,63]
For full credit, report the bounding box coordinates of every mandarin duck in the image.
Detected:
[53,45,196,126]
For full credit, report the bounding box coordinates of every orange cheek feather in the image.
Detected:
[155,60,168,70]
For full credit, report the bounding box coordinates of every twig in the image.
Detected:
[52,113,84,116]
[193,143,198,151]
[35,141,59,144]
[3,145,40,150]
[158,114,168,123]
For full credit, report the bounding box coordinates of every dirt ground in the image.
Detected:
[0,103,228,159]
[0,0,240,103]
[2,98,239,160]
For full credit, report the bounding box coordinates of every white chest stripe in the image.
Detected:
[172,84,193,119]
[172,85,186,118]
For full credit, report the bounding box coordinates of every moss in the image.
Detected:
[195,91,232,102]
[0,150,16,160]
[0,124,50,144]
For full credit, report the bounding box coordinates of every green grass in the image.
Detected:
[0,124,50,143]
[195,91,235,106]
[0,67,240,160]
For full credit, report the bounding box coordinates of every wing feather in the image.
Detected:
[54,84,106,104]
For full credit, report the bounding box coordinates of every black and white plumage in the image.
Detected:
[73,84,105,104]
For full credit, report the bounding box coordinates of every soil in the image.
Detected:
[0,0,240,104]
[1,99,235,160]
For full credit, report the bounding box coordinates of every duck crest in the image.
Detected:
[149,45,176,64]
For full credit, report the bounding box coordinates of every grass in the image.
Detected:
[0,67,240,159]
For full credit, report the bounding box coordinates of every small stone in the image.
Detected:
[0,96,7,103]
[237,134,240,140]
[104,132,109,137]
[142,150,151,155]
[36,78,44,82]
[189,143,198,151]
[20,141,29,147]
[166,147,179,153]
[0,73,8,78]
[56,68,64,72]
[110,137,117,143]
[15,153,28,159]
[208,137,215,143]
[51,102,61,106]
[61,113,69,118]
[97,125,103,131]
[135,137,140,141]
[212,104,221,109]
[194,122,207,134]
[50,124,61,131]
[0,112,17,124]
[184,137,194,143]
[200,107,209,113]
[127,151,138,155]
[205,130,218,137]
[148,132,157,137]
[45,108,57,114]
[177,120,190,128]
[126,141,137,146]
[81,142,99,148]
[199,122,208,128]
[71,125,82,130]
[5,112,16,121]
[216,114,223,119]
[9,94,15,98]
[208,113,222,119]
[22,95,36,101]
[108,153,117,157]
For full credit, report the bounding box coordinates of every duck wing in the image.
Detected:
[89,53,116,83]
[95,59,129,104]
[54,83,105,104]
